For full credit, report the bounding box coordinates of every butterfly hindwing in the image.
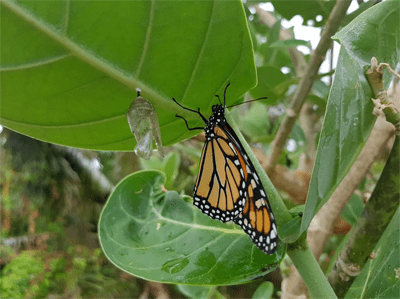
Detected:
[234,171,278,254]
[223,122,278,254]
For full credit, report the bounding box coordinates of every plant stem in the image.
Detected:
[226,110,337,298]
[264,0,352,174]
[287,236,338,299]
[327,135,400,297]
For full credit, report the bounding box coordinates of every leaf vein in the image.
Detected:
[135,0,155,78]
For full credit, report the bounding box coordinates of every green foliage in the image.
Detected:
[250,66,290,104]
[345,207,400,298]
[99,170,285,285]
[300,0,400,237]
[0,245,140,298]
[1,0,256,150]
[252,281,274,299]
[269,0,337,26]
[237,102,271,141]
[0,251,45,298]
[140,151,181,190]
[269,39,309,48]
[177,285,218,299]
[2,0,400,297]
[340,194,364,226]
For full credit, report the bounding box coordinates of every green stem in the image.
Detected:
[226,110,337,298]
[288,236,338,299]
[327,135,400,297]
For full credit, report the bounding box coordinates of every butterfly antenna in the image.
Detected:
[215,95,222,105]
[223,81,231,107]
[226,97,268,109]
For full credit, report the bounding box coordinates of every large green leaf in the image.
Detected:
[0,0,256,150]
[345,207,400,299]
[300,0,400,234]
[98,170,285,285]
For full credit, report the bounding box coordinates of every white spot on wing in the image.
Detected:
[251,179,256,188]
[229,143,237,155]
[255,199,263,209]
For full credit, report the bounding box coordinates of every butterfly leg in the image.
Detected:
[175,114,204,131]
[172,98,208,123]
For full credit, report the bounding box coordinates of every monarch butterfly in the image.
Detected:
[173,83,278,254]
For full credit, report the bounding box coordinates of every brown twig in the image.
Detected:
[264,0,353,175]
[149,282,170,299]
[299,103,321,172]
[366,57,400,133]
[254,149,310,203]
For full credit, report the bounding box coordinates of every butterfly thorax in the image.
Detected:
[204,104,226,141]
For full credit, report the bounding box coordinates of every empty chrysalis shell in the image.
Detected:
[126,89,164,160]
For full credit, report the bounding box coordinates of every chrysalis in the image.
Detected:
[126,89,164,160]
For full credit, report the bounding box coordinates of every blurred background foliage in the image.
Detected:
[1,0,398,298]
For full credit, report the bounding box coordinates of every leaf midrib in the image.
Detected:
[2,0,179,113]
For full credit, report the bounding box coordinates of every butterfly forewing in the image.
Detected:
[193,125,248,222]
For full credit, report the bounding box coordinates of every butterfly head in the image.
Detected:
[211,104,225,115]
[207,104,226,132]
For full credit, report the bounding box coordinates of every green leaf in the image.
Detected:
[0,0,256,150]
[270,0,337,27]
[98,170,285,285]
[237,102,270,141]
[249,66,289,104]
[300,0,400,235]
[306,94,327,117]
[252,281,274,299]
[177,285,216,299]
[278,216,302,244]
[340,194,364,226]
[345,207,400,299]
[264,19,281,66]
[269,39,309,48]
[289,124,306,148]
[140,152,180,190]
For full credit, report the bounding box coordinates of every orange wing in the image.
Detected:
[193,126,248,223]
[234,172,278,254]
